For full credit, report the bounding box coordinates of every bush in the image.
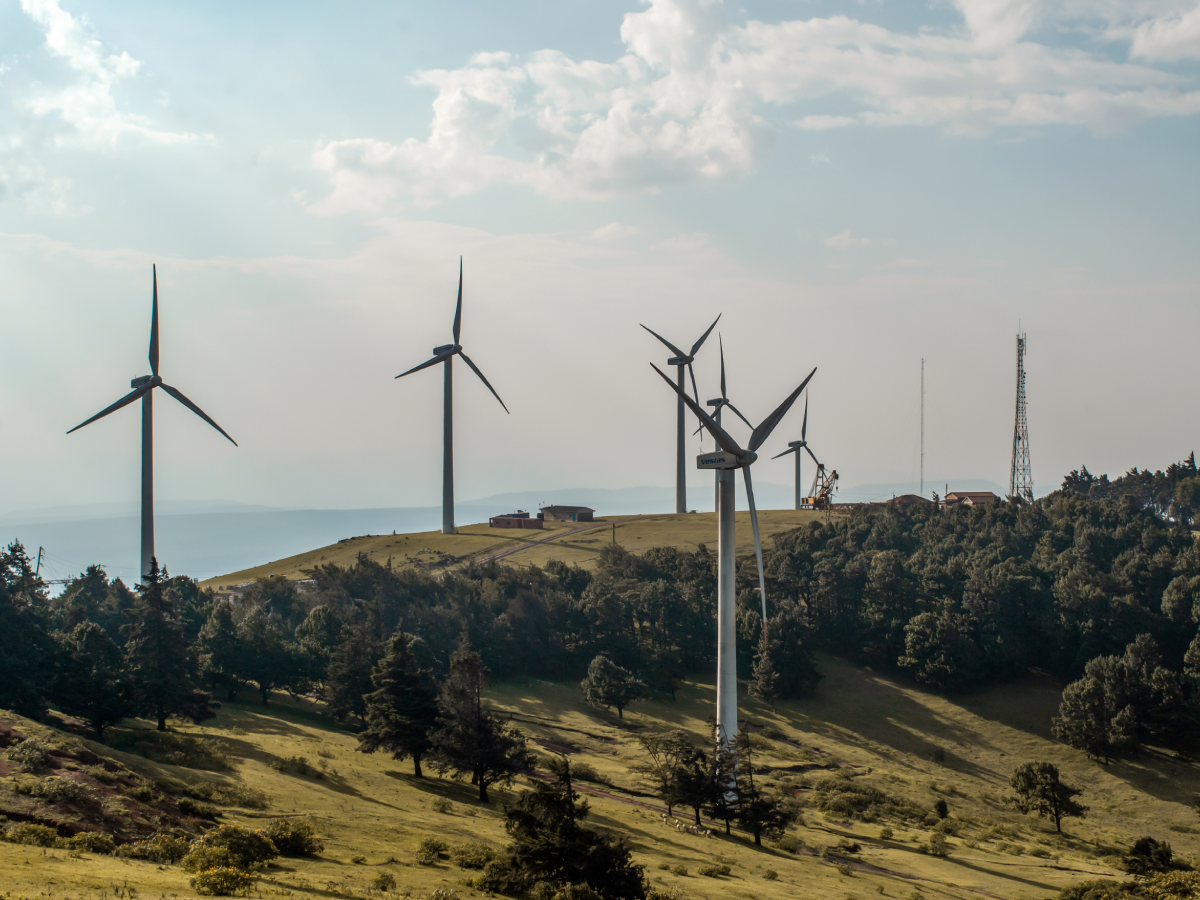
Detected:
[450,842,495,869]
[190,866,256,896]
[59,831,116,854]
[646,890,692,900]
[372,872,397,891]
[934,799,949,818]
[116,833,191,863]
[763,870,779,880]
[109,730,229,771]
[262,819,323,856]
[85,765,119,783]
[269,756,320,777]
[670,864,688,876]
[182,844,235,872]
[187,824,278,870]
[432,798,453,814]
[179,797,221,818]
[880,826,895,840]
[926,833,950,858]
[184,782,270,809]
[4,823,60,846]
[807,776,926,824]
[16,776,96,804]
[419,837,449,858]
[7,739,54,773]
[775,834,801,853]
[698,864,731,877]
[1123,836,1173,875]
[836,839,862,854]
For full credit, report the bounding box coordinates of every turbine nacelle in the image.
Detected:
[131,375,162,389]
[697,449,754,470]
[667,355,693,366]
[433,343,461,356]
[788,440,807,449]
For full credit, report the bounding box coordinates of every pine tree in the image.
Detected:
[55,622,131,740]
[236,607,297,705]
[0,541,52,717]
[357,631,440,777]
[197,601,242,700]
[734,731,798,845]
[324,617,382,721]
[123,558,214,731]
[749,635,781,710]
[580,653,647,719]
[429,649,533,802]
[493,757,647,900]
[704,720,739,835]
[1009,762,1088,833]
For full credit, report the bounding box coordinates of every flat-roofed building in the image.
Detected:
[490,510,543,529]
[944,491,999,507]
[539,505,595,522]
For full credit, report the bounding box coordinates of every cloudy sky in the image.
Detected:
[2,0,1198,515]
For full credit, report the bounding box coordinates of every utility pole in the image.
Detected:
[1010,332,1034,502]
[920,359,925,498]
[35,546,44,578]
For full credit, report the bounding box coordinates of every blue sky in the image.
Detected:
[2,0,1198,515]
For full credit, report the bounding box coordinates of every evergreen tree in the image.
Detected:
[357,631,440,777]
[0,541,53,717]
[53,565,110,631]
[324,617,382,721]
[197,601,242,700]
[733,731,798,845]
[749,635,780,710]
[236,607,297,705]
[123,558,215,731]
[429,649,533,802]
[489,757,647,900]
[1009,762,1087,833]
[704,722,739,835]
[55,622,131,740]
[580,653,647,719]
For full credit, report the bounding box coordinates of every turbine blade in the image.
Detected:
[149,265,160,377]
[67,383,152,434]
[395,353,447,379]
[453,257,463,344]
[743,465,769,637]
[650,363,743,457]
[719,335,726,400]
[771,446,798,460]
[160,383,238,446]
[801,394,808,441]
[689,313,721,357]
[749,367,817,453]
[640,324,687,360]
[687,363,701,413]
[725,401,754,430]
[805,445,821,466]
[459,351,509,414]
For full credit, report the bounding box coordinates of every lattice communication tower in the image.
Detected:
[1009,332,1033,502]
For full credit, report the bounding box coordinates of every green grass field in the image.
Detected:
[200,510,828,589]
[6,653,1195,900]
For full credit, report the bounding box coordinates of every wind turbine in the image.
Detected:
[701,336,752,511]
[395,259,508,535]
[772,394,818,509]
[67,266,237,579]
[641,315,720,514]
[651,362,816,751]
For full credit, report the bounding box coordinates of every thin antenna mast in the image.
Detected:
[920,359,924,498]
[1009,332,1033,502]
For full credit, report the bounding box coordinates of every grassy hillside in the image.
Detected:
[6,654,1196,900]
[201,510,826,589]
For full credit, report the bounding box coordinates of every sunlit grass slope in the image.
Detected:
[200,510,826,588]
[8,654,1197,900]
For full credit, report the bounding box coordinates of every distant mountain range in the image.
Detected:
[1,478,1048,587]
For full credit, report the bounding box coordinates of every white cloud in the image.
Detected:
[888,258,933,268]
[592,222,642,241]
[309,0,1200,210]
[19,0,200,148]
[825,229,870,249]
[810,151,831,164]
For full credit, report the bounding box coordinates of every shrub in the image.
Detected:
[646,890,692,900]
[17,776,96,804]
[116,833,192,863]
[1123,837,1173,875]
[670,864,688,876]
[927,833,950,858]
[187,824,278,870]
[7,739,54,773]
[190,866,256,896]
[836,839,862,854]
[934,799,949,819]
[4,823,60,846]
[182,844,235,872]
[179,797,221,818]
[85,765,119,784]
[763,870,779,880]
[776,834,802,853]
[432,798,453,814]
[352,855,367,864]
[836,865,853,876]
[807,776,927,825]
[879,826,894,840]
[372,872,397,891]
[933,819,958,836]
[427,891,461,900]
[184,782,270,809]
[109,730,229,771]
[449,842,495,869]
[129,784,154,801]
[59,831,116,854]
[269,756,319,778]
[419,837,449,858]
[698,864,731,877]
[262,819,323,856]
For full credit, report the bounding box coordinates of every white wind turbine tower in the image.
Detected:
[652,362,816,750]
[395,259,509,535]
